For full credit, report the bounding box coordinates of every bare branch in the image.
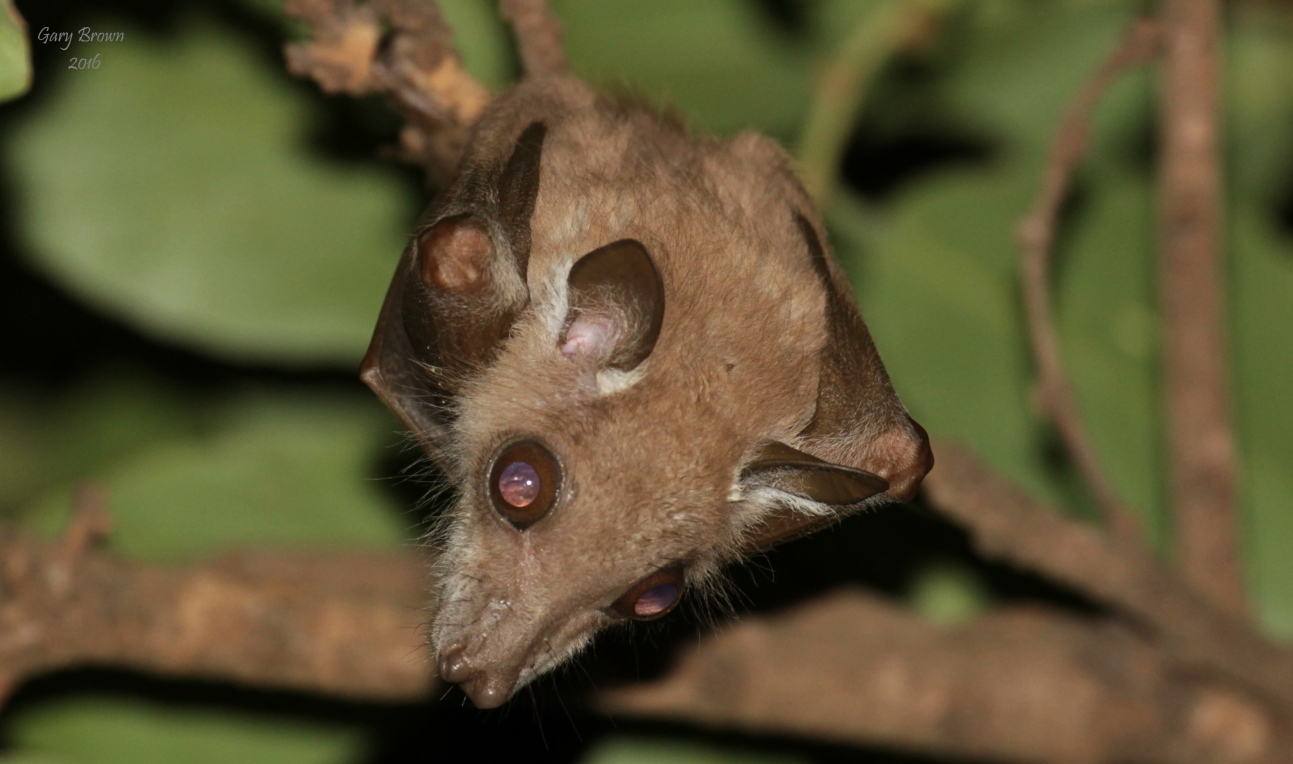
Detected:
[0,527,436,701]
[1016,19,1162,542]
[602,590,1284,764]
[500,0,569,78]
[923,441,1293,712]
[283,0,492,180]
[1157,0,1244,615]
[3,479,1290,763]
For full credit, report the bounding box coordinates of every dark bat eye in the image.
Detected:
[612,563,685,621]
[488,440,561,529]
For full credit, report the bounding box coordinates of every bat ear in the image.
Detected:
[560,239,665,372]
[793,213,934,502]
[737,440,888,552]
[361,122,548,451]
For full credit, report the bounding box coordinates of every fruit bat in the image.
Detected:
[361,74,932,709]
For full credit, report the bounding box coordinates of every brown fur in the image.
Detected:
[361,75,931,707]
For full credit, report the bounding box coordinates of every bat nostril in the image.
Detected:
[437,647,472,684]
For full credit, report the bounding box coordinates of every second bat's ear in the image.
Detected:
[559,239,665,372]
[737,440,888,553]
[361,121,548,452]
[793,213,934,502]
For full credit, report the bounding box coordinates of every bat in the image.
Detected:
[361,74,932,709]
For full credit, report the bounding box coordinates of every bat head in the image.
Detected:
[362,77,932,708]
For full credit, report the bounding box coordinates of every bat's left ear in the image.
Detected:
[736,440,888,553]
[792,212,934,502]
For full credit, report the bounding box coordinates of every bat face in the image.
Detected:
[362,77,932,708]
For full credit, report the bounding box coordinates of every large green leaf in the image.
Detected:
[6,17,413,366]
[0,0,30,102]
[1055,172,1163,542]
[555,0,811,138]
[25,389,410,562]
[1232,210,1293,640]
[835,162,1164,534]
[935,0,1143,163]
[1227,7,1293,205]
[8,695,362,764]
[0,371,201,518]
[835,169,1063,505]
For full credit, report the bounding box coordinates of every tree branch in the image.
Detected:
[500,0,569,78]
[923,441,1293,713]
[0,526,435,702]
[601,590,1284,764]
[5,515,1285,764]
[1157,0,1244,616]
[1016,18,1162,542]
[283,0,492,181]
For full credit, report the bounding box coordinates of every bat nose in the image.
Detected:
[438,647,472,683]
[436,647,520,709]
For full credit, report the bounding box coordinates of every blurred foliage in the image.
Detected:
[21,383,410,561]
[7,16,414,365]
[0,2,29,102]
[0,0,1290,763]
[907,559,992,625]
[582,737,809,764]
[8,695,363,764]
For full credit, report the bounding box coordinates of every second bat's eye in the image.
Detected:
[488,440,561,529]
[612,563,685,621]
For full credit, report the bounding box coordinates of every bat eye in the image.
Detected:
[612,563,685,621]
[488,440,561,529]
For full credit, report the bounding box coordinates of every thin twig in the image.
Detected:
[500,0,569,78]
[797,0,945,206]
[1157,0,1244,616]
[1016,18,1162,542]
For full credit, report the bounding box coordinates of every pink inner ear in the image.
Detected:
[561,312,621,361]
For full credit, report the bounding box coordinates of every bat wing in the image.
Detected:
[736,213,932,553]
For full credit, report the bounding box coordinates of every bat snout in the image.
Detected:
[436,645,523,710]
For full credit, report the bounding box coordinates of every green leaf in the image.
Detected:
[24,389,410,562]
[907,559,991,625]
[1227,7,1293,204]
[1055,171,1164,543]
[555,0,811,138]
[935,0,1142,162]
[581,737,808,764]
[438,0,515,91]
[1232,210,1293,640]
[8,695,362,764]
[0,0,31,102]
[835,169,1069,506]
[835,163,1165,533]
[0,371,201,518]
[6,17,414,366]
